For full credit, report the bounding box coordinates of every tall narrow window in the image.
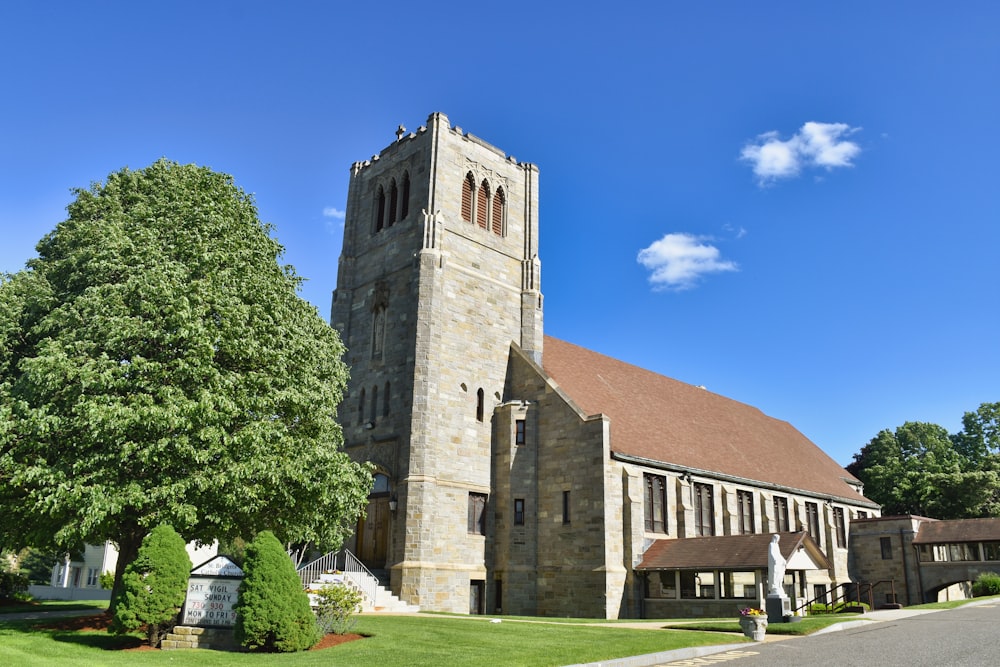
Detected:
[400,171,410,220]
[805,502,821,543]
[476,388,485,422]
[370,385,378,423]
[476,180,489,229]
[382,381,390,417]
[468,492,487,535]
[773,496,789,532]
[644,474,667,533]
[372,308,386,360]
[562,490,571,525]
[461,173,474,222]
[880,536,893,560]
[833,507,846,548]
[491,186,505,235]
[737,490,754,535]
[515,419,526,445]
[514,498,525,525]
[375,186,386,232]
[358,388,365,425]
[388,179,398,225]
[694,483,714,536]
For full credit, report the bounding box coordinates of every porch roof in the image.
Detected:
[635,531,831,571]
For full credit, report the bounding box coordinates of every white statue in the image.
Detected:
[767,534,787,597]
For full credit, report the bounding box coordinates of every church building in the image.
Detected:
[330,113,880,619]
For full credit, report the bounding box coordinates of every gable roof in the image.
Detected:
[913,517,1000,544]
[540,336,873,505]
[636,531,831,571]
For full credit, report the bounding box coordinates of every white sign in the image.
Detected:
[190,555,244,578]
[182,576,241,627]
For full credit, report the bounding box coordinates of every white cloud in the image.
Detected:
[322,206,345,219]
[741,122,861,185]
[637,233,738,291]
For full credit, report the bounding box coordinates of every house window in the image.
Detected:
[515,419,526,445]
[476,388,485,422]
[694,483,714,536]
[562,490,571,525]
[491,186,505,235]
[644,473,667,533]
[514,498,525,525]
[805,502,821,543]
[773,496,789,532]
[461,173,474,222]
[833,507,846,548]
[86,568,99,587]
[468,492,487,535]
[857,510,868,520]
[880,536,892,560]
[737,490,754,535]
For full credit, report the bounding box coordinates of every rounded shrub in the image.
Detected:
[234,531,318,652]
[972,571,1000,597]
[110,524,191,646]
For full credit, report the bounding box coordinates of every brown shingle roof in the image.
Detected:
[636,531,830,570]
[913,518,1000,544]
[541,336,872,505]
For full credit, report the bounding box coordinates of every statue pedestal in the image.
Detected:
[766,594,790,623]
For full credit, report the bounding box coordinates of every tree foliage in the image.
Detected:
[234,530,318,652]
[0,160,372,602]
[848,403,1000,518]
[110,524,190,646]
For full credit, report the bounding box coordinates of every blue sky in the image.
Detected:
[2,2,997,466]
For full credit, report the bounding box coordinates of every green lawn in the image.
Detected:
[664,614,868,636]
[0,613,739,667]
[0,599,109,615]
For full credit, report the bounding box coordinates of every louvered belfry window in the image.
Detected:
[388,180,398,225]
[375,186,386,231]
[461,173,474,222]
[400,172,410,219]
[491,187,504,235]
[476,181,489,229]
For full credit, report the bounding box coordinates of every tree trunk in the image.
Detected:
[108,531,143,614]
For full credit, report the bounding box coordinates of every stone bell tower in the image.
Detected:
[331,112,541,613]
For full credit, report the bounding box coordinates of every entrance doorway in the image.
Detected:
[356,473,390,569]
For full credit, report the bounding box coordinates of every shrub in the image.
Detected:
[109,525,191,647]
[0,571,29,602]
[314,583,363,635]
[99,571,115,590]
[972,571,1000,597]
[234,531,319,652]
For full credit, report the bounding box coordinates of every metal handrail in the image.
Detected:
[297,549,378,609]
[795,579,896,615]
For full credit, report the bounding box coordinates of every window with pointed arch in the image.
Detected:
[461,173,475,222]
[491,186,505,235]
[358,388,366,425]
[400,171,410,220]
[476,180,490,229]
[460,172,505,237]
[375,185,386,232]
[383,381,391,417]
[476,388,485,422]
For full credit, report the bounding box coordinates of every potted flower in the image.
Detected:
[738,607,768,641]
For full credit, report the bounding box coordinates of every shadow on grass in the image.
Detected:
[50,630,144,650]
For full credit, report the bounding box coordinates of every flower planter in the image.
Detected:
[739,615,768,641]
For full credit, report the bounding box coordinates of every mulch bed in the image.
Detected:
[33,611,366,651]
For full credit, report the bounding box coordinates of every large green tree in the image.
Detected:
[0,159,371,603]
[847,405,1000,519]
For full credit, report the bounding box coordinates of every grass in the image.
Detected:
[0,612,739,667]
[0,599,109,615]
[665,614,867,636]
[906,593,1000,610]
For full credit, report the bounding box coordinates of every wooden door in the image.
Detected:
[357,496,389,569]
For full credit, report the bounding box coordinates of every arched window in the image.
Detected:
[476,388,485,422]
[358,388,366,425]
[491,186,505,236]
[371,472,390,496]
[383,381,391,417]
[400,172,410,220]
[461,173,475,222]
[476,181,490,229]
[375,186,386,232]
[388,179,398,226]
[371,385,378,423]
